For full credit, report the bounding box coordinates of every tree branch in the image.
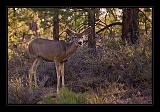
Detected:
[97,19,107,25]
[96,22,106,27]
[139,9,152,23]
[96,22,122,34]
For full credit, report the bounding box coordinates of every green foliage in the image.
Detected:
[37,88,86,104]
[57,88,86,104]
[8,8,38,60]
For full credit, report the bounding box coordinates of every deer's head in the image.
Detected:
[65,26,91,46]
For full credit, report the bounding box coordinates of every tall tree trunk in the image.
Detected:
[53,9,59,40]
[88,8,96,49]
[122,8,139,44]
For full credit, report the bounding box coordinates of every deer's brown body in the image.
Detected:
[28,27,91,93]
[29,38,78,62]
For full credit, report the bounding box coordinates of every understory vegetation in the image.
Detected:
[8,34,152,104]
[8,8,152,104]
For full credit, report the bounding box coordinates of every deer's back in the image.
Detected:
[28,38,66,61]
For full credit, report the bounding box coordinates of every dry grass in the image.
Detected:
[8,34,152,104]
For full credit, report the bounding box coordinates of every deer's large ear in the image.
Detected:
[65,29,75,36]
[81,26,92,36]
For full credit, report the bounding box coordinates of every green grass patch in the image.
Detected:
[57,88,86,104]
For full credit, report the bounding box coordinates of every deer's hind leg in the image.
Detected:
[29,58,38,88]
[33,58,42,87]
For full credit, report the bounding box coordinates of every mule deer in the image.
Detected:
[28,26,91,93]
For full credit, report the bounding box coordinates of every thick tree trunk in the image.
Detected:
[122,8,139,44]
[88,9,96,49]
[53,9,59,40]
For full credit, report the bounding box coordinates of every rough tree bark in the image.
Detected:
[122,8,139,44]
[88,8,96,49]
[53,8,59,40]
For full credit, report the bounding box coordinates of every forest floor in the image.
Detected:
[8,38,152,104]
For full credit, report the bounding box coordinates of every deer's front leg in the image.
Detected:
[61,62,65,88]
[55,61,61,93]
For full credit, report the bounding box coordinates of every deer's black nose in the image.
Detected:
[78,41,82,45]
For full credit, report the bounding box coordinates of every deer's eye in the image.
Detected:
[72,37,77,40]
[66,38,71,42]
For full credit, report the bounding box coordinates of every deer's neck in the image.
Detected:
[61,42,78,62]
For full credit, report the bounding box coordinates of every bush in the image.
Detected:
[85,82,127,104]
[56,88,86,104]
[8,34,152,104]
[38,88,86,104]
[8,77,31,104]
